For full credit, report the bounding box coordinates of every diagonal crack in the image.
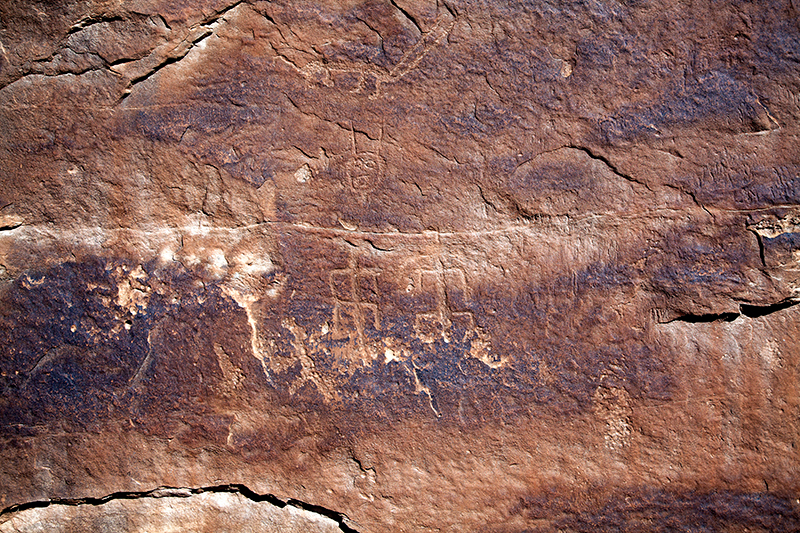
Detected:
[119,29,213,99]
[567,145,653,191]
[0,484,360,533]
[389,0,423,35]
[119,0,247,101]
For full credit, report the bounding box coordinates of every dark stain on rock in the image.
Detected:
[0,257,262,435]
[598,70,776,145]
[512,489,800,532]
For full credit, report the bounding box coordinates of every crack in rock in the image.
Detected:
[117,0,247,100]
[567,144,652,190]
[0,484,360,533]
[663,298,800,324]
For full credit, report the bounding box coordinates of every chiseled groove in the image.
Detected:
[0,484,360,533]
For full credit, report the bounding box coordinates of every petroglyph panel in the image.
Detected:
[2,0,800,531]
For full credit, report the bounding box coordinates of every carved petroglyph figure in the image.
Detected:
[400,246,501,366]
[275,9,456,98]
[410,257,475,344]
[345,124,384,195]
[329,246,382,342]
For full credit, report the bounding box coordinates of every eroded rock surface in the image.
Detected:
[1,0,799,531]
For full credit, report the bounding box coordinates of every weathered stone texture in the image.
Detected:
[1,0,799,530]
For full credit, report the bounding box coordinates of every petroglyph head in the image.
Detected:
[346,153,383,190]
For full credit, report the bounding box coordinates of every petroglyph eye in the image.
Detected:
[356,156,379,172]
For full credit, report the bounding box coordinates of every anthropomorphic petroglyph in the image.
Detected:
[271,8,456,98]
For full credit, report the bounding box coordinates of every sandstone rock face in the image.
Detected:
[1,0,799,531]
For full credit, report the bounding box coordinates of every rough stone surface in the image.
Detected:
[0,0,799,531]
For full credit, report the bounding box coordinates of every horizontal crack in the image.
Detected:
[665,298,800,324]
[67,15,125,35]
[668,311,740,324]
[0,484,360,533]
[740,298,800,318]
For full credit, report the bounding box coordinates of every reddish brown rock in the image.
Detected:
[1,0,799,531]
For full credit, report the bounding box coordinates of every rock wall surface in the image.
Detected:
[0,0,799,531]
